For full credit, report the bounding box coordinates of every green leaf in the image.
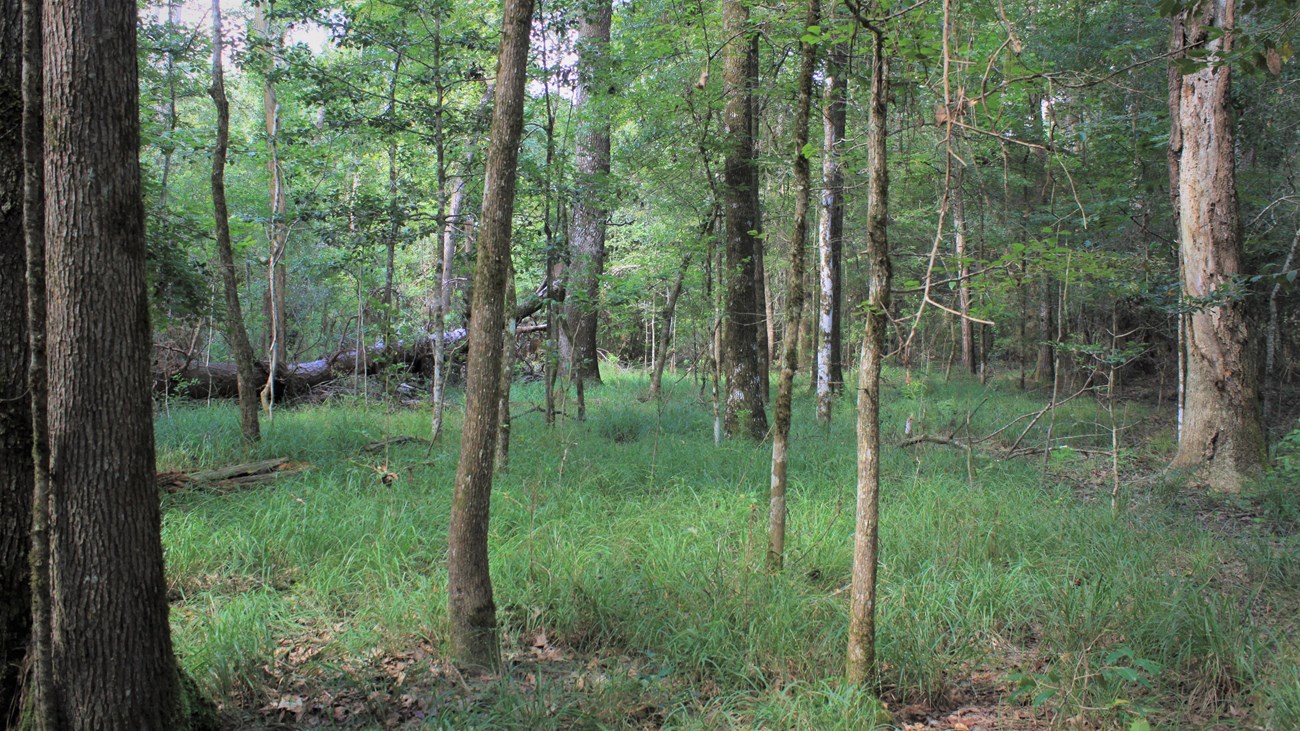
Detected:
[1129,719,1151,731]
[801,142,816,160]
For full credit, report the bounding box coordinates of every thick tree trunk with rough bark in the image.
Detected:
[447,0,534,671]
[0,0,33,716]
[1167,0,1265,492]
[847,32,889,686]
[210,0,261,443]
[38,0,186,721]
[768,0,818,570]
[563,0,612,383]
[496,258,517,470]
[816,43,847,423]
[20,0,51,718]
[721,0,768,440]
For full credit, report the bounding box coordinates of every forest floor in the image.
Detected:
[157,368,1300,730]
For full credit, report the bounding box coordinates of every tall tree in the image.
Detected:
[254,0,289,405]
[34,0,192,720]
[0,0,33,716]
[210,0,261,443]
[721,0,768,440]
[847,19,889,686]
[815,40,848,423]
[768,0,819,570]
[446,0,535,670]
[563,0,614,383]
[20,0,50,717]
[1167,0,1266,491]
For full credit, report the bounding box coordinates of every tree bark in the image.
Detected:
[447,0,534,671]
[721,0,768,440]
[750,35,771,402]
[1167,0,1266,491]
[39,0,185,720]
[496,257,517,471]
[816,42,847,423]
[0,0,33,716]
[847,28,889,687]
[768,0,818,571]
[20,0,51,718]
[210,0,261,443]
[563,0,613,383]
[254,1,289,402]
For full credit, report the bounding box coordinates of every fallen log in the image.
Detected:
[157,282,563,401]
[158,457,308,493]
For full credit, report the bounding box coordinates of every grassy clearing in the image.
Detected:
[158,368,1299,729]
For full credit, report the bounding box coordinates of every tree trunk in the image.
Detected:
[816,43,847,422]
[750,35,771,403]
[1167,0,1266,491]
[1035,271,1055,385]
[0,0,33,715]
[649,251,694,400]
[496,257,517,471]
[847,29,890,687]
[721,0,768,440]
[447,0,534,670]
[210,0,261,443]
[1264,227,1299,432]
[768,0,818,571]
[952,162,975,374]
[254,1,289,402]
[38,0,186,720]
[563,0,612,383]
[20,0,52,718]
[433,83,493,441]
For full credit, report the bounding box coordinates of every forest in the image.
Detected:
[1,0,1299,727]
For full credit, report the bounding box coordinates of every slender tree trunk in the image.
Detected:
[254,1,289,405]
[1265,227,1299,432]
[382,54,402,351]
[21,0,52,718]
[156,0,182,211]
[38,0,187,720]
[384,140,399,348]
[210,0,261,443]
[446,0,534,670]
[750,36,771,402]
[952,163,975,374]
[563,0,612,383]
[721,0,768,440]
[433,83,493,441]
[1167,0,1266,491]
[650,251,694,399]
[847,29,890,686]
[768,0,818,571]
[0,0,33,716]
[816,43,847,422]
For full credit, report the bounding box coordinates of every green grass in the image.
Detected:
[158,368,1300,729]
